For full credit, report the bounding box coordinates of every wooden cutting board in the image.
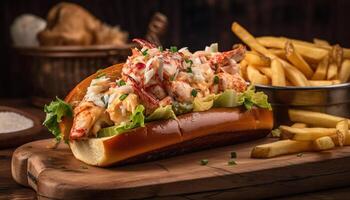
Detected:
[12,138,350,200]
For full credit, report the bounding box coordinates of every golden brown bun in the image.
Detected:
[70,108,273,166]
[61,63,273,167]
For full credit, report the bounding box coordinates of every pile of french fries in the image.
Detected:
[251,109,349,158]
[232,22,350,86]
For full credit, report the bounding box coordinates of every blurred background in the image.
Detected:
[1,0,350,99]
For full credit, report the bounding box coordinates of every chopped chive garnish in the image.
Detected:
[213,75,219,84]
[200,159,209,165]
[191,89,198,97]
[119,94,129,101]
[228,159,237,166]
[187,67,192,73]
[118,80,126,86]
[230,151,237,159]
[170,46,178,53]
[158,46,163,52]
[185,58,193,66]
[142,49,149,56]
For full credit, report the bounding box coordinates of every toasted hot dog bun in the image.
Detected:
[70,107,273,166]
[61,63,273,166]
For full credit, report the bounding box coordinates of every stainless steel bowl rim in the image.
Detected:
[255,82,350,90]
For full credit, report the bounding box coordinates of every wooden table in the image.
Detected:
[1,98,350,200]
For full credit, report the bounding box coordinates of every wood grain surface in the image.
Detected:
[11,138,350,200]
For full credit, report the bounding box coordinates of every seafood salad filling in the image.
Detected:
[44,39,271,141]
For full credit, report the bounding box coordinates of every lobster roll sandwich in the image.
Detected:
[44,39,273,167]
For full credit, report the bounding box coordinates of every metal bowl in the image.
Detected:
[256,83,350,127]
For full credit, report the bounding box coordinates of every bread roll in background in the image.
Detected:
[37,2,128,46]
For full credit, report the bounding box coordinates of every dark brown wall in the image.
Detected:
[1,0,350,98]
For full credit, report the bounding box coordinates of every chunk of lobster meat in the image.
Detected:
[159,96,173,107]
[169,81,194,103]
[132,38,157,48]
[210,44,246,71]
[107,93,139,125]
[217,72,247,92]
[128,75,159,113]
[70,101,105,140]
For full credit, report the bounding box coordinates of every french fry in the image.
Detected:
[309,80,341,86]
[288,109,350,128]
[336,120,349,147]
[291,123,308,128]
[231,22,309,86]
[251,139,313,158]
[282,63,310,86]
[269,48,287,59]
[280,123,308,139]
[313,136,335,150]
[239,59,248,80]
[339,60,350,83]
[313,38,330,46]
[330,45,343,68]
[311,55,329,80]
[285,41,314,78]
[256,36,328,62]
[271,59,286,86]
[256,67,272,78]
[245,51,271,67]
[327,63,338,80]
[279,126,337,141]
[247,65,270,85]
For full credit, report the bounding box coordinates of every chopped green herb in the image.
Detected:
[297,153,303,157]
[118,80,126,86]
[228,159,237,166]
[271,129,281,138]
[142,49,149,56]
[191,89,198,97]
[230,151,237,159]
[185,58,193,66]
[200,159,209,165]
[158,46,163,52]
[170,75,175,81]
[170,46,178,53]
[119,94,129,101]
[186,67,192,73]
[214,75,219,84]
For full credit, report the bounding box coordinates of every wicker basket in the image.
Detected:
[15,44,134,107]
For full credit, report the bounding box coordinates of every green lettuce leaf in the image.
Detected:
[193,94,217,112]
[172,102,193,115]
[97,104,145,137]
[213,90,239,108]
[237,85,272,110]
[43,97,73,141]
[146,105,176,121]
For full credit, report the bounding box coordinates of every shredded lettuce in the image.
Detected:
[97,105,145,137]
[237,85,272,110]
[146,105,176,122]
[43,97,73,141]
